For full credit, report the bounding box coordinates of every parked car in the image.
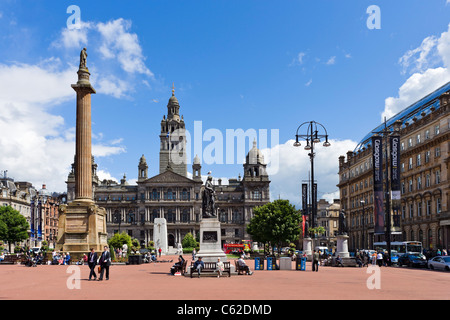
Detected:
[398,254,427,268]
[428,256,450,271]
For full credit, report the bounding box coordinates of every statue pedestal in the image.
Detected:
[303,237,312,260]
[56,200,107,260]
[153,218,168,255]
[336,234,350,258]
[197,218,227,263]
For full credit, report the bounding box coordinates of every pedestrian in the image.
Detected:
[192,248,196,261]
[443,249,448,256]
[377,251,383,267]
[312,250,319,272]
[98,246,111,281]
[158,247,162,257]
[88,248,98,281]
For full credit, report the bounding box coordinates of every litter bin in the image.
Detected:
[267,257,277,270]
[301,257,306,271]
[255,257,264,270]
[280,257,292,270]
[267,257,273,270]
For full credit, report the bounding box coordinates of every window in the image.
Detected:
[401,182,405,194]
[426,200,431,216]
[417,176,422,190]
[181,209,190,222]
[426,174,431,188]
[435,125,440,135]
[417,202,422,217]
[152,189,160,200]
[425,129,430,140]
[252,190,262,200]
[409,203,413,218]
[408,158,413,169]
[402,206,406,219]
[409,180,413,192]
[436,170,441,184]
[408,138,413,148]
[181,189,190,201]
[425,151,430,163]
[416,154,421,166]
[401,163,405,173]
[401,142,405,151]
[437,198,442,214]
[416,134,421,144]
[435,147,441,157]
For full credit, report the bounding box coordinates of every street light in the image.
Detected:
[294,121,331,236]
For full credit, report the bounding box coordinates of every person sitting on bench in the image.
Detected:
[237,255,253,275]
[193,256,204,277]
[170,255,185,275]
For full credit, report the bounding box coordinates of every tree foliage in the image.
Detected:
[247,199,302,254]
[182,232,198,249]
[107,231,132,253]
[0,206,29,252]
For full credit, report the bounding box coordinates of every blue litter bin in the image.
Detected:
[255,257,261,270]
[267,257,273,270]
[301,257,306,271]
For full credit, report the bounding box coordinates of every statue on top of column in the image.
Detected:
[80,47,88,69]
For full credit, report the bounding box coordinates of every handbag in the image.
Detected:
[98,266,101,273]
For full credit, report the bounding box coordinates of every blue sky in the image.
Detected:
[1,0,450,206]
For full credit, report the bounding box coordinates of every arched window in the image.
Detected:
[152,189,160,200]
[181,188,190,200]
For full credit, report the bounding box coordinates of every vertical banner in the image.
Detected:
[301,184,308,237]
[30,200,35,242]
[372,136,385,234]
[390,135,401,228]
[37,200,42,241]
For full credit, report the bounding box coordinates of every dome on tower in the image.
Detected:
[246,139,265,165]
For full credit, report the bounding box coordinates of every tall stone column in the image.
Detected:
[72,67,95,202]
[57,48,107,258]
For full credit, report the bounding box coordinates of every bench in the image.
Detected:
[190,261,231,278]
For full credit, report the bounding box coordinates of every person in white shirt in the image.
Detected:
[216,257,224,278]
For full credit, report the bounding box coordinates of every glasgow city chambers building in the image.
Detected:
[66,89,270,251]
[338,82,449,252]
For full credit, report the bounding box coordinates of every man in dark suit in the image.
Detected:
[98,246,111,281]
[88,248,98,281]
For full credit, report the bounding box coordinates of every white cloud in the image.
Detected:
[290,52,306,66]
[97,170,119,183]
[305,79,312,87]
[96,75,130,99]
[398,35,439,75]
[260,138,357,208]
[382,23,450,121]
[0,60,125,193]
[96,18,153,76]
[52,22,92,49]
[326,56,336,65]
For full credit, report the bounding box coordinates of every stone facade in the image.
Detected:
[338,84,449,251]
[316,199,340,248]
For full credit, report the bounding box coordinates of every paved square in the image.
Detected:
[0,254,448,300]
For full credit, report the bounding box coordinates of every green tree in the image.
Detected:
[247,199,302,255]
[107,231,132,254]
[0,206,29,252]
[182,232,198,249]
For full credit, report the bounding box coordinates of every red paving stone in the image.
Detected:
[0,254,449,300]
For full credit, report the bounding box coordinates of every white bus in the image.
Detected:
[373,241,422,255]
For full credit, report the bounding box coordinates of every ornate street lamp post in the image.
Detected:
[294,121,331,237]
